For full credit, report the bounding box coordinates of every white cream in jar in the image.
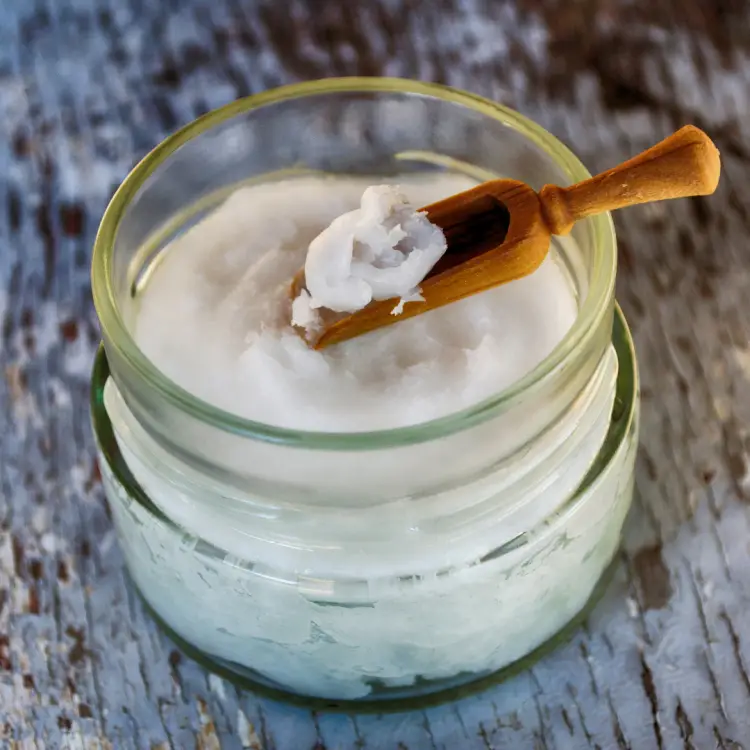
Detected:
[100,173,633,700]
[129,175,579,432]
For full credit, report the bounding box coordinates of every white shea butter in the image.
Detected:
[132,175,579,432]
[291,184,446,331]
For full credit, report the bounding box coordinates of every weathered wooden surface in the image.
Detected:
[1,0,750,747]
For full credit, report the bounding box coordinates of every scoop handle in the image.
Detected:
[538,125,721,235]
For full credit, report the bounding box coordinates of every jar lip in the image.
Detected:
[91,76,616,449]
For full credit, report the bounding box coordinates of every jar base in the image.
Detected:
[129,554,620,711]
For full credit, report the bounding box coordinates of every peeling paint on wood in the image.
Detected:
[2,0,750,747]
[632,545,672,611]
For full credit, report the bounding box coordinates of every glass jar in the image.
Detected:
[91,78,640,703]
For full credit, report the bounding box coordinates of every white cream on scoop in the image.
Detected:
[291,184,446,331]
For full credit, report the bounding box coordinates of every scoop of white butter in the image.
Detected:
[291,185,446,332]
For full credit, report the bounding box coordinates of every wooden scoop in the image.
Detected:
[293,125,720,349]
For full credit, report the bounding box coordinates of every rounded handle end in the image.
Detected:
[677,125,721,195]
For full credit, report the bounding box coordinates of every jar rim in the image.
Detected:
[91,77,616,449]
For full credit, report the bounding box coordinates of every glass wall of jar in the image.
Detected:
[91,79,639,701]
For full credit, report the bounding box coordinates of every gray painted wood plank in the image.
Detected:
[1,0,750,747]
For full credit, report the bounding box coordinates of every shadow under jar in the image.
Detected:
[91,78,640,704]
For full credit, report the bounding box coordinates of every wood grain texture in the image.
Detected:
[539,125,721,235]
[317,124,720,347]
[1,0,750,747]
